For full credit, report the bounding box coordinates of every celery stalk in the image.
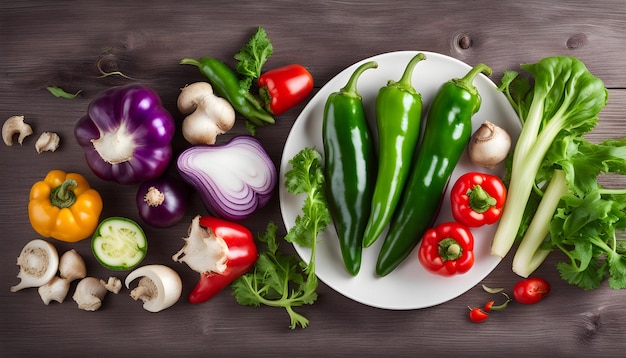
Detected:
[512,169,568,277]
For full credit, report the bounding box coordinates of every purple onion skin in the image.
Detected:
[136,176,189,228]
[177,135,277,221]
[74,84,175,185]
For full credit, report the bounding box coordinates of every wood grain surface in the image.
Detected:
[2,1,626,357]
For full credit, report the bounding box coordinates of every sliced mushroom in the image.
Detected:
[125,265,182,312]
[35,132,60,153]
[10,239,59,292]
[2,115,33,146]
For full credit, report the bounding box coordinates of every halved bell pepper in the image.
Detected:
[28,169,103,242]
[172,215,258,304]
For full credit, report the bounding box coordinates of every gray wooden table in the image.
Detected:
[2,1,626,356]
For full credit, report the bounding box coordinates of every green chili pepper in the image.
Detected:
[376,63,492,277]
[322,61,378,275]
[180,57,275,126]
[362,52,427,248]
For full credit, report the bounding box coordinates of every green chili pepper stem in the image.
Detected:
[50,179,78,209]
[340,61,378,97]
[180,58,201,67]
[490,293,512,311]
[392,52,427,92]
[452,63,492,95]
[468,185,497,213]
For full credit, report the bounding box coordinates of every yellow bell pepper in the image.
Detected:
[28,170,103,242]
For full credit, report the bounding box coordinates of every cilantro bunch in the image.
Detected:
[232,147,330,329]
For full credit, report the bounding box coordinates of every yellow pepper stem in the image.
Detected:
[50,179,78,208]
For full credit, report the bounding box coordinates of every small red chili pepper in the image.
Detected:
[484,292,512,312]
[468,306,489,322]
[418,222,474,276]
[450,172,506,227]
[484,300,495,312]
[258,64,314,115]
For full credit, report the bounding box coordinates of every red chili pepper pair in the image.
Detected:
[468,292,512,323]
[417,172,506,276]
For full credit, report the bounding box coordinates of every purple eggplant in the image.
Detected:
[136,176,189,228]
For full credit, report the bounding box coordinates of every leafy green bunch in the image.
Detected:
[232,147,330,329]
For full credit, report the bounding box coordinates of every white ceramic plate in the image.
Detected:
[279,51,521,310]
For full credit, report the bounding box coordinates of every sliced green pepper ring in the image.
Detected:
[91,216,147,270]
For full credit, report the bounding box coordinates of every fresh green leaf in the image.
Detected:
[234,27,273,90]
[47,86,82,99]
[607,250,626,289]
[258,221,279,254]
[550,191,626,290]
[231,147,329,329]
[498,70,531,122]
[556,260,604,290]
[284,147,330,248]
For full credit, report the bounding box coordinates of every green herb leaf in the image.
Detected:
[284,147,330,248]
[47,86,82,99]
[234,27,273,90]
[231,147,329,329]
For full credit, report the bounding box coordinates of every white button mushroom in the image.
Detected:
[38,249,87,305]
[73,277,108,311]
[72,276,121,311]
[125,264,182,312]
[468,121,512,168]
[177,82,236,145]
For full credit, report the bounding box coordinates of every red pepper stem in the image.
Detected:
[340,61,378,97]
[438,238,463,261]
[50,179,78,209]
[468,184,497,213]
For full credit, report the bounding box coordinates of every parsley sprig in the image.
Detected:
[234,27,273,91]
[232,147,330,329]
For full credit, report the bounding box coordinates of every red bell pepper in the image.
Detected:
[172,215,258,304]
[258,64,314,115]
[418,222,474,276]
[450,172,506,227]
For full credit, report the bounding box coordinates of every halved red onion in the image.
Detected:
[177,135,277,221]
